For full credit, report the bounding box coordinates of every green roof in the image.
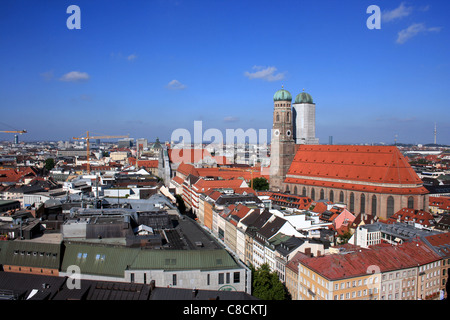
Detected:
[273,88,292,102]
[61,242,240,278]
[294,91,314,104]
[0,240,62,269]
[130,249,239,271]
[61,242,140,278]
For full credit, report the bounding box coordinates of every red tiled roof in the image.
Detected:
[298,241,441,280]
[269,192,312,210]
[387,208,435,227]
[0,167,37,183]
[168,148,211,164]
[424,232,450,258]
[176,163,199,177]
[195,167,269,181]
[171,176,184,185]
[136,159,158,168]
[429,196,450,211]
[286,145,427,195]
[192,178,246,193]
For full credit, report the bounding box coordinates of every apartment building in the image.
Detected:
[290,240,442,300]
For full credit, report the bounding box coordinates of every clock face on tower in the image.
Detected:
[286,130,291,137]
[274,129,280,137]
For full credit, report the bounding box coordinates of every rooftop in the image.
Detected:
[286,145,428,194]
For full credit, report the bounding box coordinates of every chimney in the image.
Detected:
[150,280,155,291]
[304,248,312,256]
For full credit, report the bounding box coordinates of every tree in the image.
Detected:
[44,158,55,171]
[251,177,269,191]
[175,194,186,213]
[251,263,288,300]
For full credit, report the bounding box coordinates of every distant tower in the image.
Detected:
[292,89,319,145]
[434,123,437,145]
[270,86,295,192]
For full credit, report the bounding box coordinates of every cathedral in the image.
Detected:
[269,87,429,220]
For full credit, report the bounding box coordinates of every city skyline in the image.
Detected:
[1,0,449,145]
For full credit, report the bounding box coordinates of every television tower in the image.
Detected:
[434,123,437,145]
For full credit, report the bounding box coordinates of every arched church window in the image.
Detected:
[387,196,395,218]
[361,194,366,213]
[372,195,377,215]
[350,193,355,212]
[407,196,414,209]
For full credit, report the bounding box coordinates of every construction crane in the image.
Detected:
[0,130,27,143]
[72,131,129,174]
[0,130,27,134]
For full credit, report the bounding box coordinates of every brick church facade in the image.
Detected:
[269,88,429,220]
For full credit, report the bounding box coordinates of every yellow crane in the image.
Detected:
[0,130,27,134]
[72,131,129,174]
[0,130,27,143]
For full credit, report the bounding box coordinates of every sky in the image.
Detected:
[0,0,449,145]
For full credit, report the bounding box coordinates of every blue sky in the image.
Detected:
[0,0,449,145]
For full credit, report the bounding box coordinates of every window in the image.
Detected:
[207,274,210,286]
[372,195,377,215]
[329,190,334,203]
[320,189,324,200]
[340,191,344,203]
[226,273,230,284]
[407,197,414,209]
[172,274,177,286]
[130,273,135,283]
[219,273,224,285]
[233,272,240,283]
[311,188,315,201]
[361,194,366,213]
[387,196,395,218]
[349,193,355,212]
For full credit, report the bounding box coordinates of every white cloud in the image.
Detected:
[382,2,413,23]
[396,23,441,44]
[127,54,137,61]
[59,71,90,82]
[166,79,187,90]
[244,66,285,82]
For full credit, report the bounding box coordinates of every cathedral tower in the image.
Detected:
[292,90,319,145]
[270,87,296,192]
